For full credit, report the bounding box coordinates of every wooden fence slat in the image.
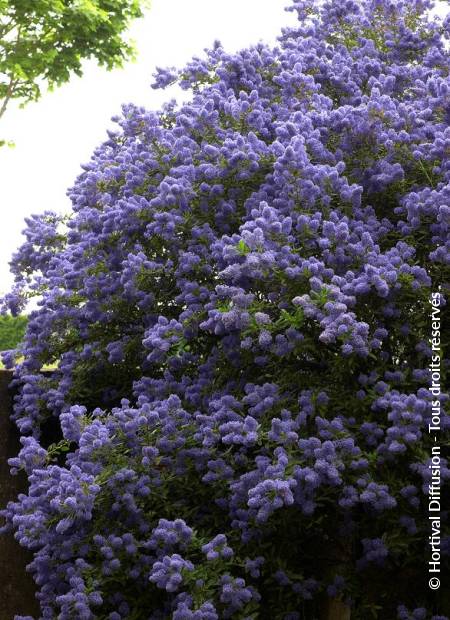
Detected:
[0,370,39,619]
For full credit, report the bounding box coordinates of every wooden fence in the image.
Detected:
[0,370,40,618]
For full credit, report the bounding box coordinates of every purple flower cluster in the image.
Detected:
[202,534,234,561]
[1,0,449,618]
[149,554,194,592]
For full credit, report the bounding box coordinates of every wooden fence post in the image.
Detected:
[323,597,351,620]
[0,370,39,619]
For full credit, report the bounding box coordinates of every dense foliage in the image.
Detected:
[1,0,450,618]
[0,0,145,141]
[0,314,27,351]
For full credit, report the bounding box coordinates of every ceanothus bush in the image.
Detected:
[1,0,449,618]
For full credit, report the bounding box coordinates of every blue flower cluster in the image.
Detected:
[1,0,449,618]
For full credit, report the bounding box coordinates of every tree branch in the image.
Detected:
[0,74,19,120]
[0,24,22,120]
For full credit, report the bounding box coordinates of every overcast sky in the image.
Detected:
[0,0,297,295]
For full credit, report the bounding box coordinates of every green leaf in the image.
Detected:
[237,239,251,255]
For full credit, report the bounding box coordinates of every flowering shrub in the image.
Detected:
[1,0,450,618]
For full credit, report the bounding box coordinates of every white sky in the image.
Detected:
[0,0,297,295]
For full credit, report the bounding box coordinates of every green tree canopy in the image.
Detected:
[0,0,146,141]
[0,314,27,351]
